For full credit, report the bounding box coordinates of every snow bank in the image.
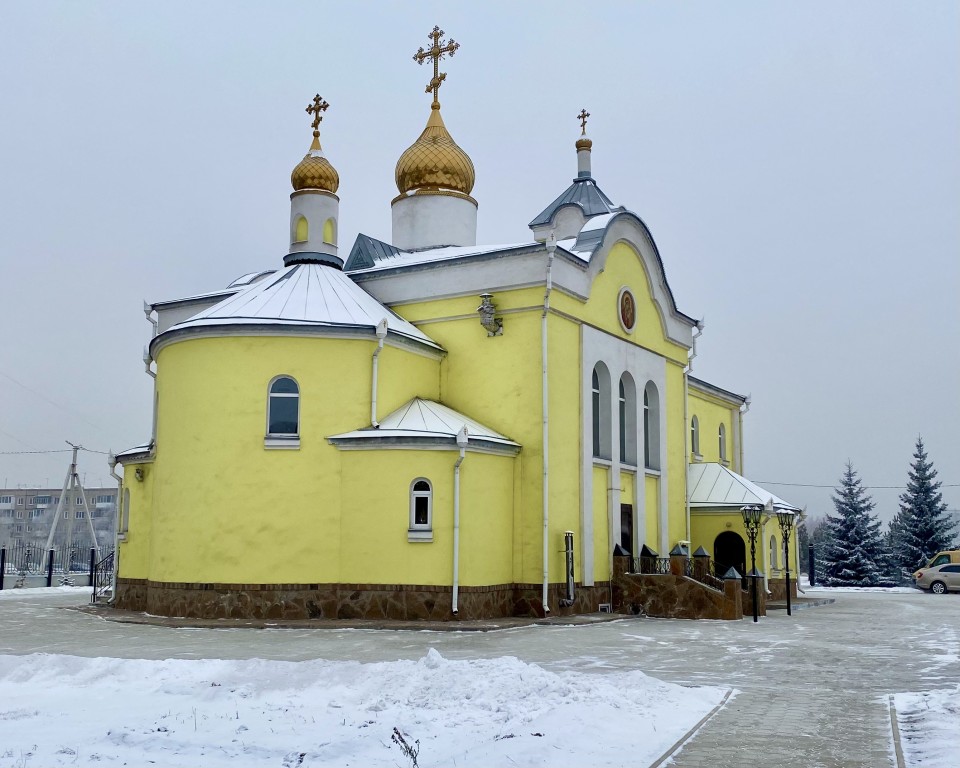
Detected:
[0,586,92,600]
[893,686,960,767]
[805,586,917,593]
[0,650,727,767]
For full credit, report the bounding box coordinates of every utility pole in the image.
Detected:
[44,442,101,565]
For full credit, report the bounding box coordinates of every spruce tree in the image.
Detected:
[897,437,957,569]
[822,462,884,586]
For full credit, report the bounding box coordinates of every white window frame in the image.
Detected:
[769,534,778,570]
[719,423,728,464]
[265,375,301,449]
[691,415,701,460]
[408,478,433,542]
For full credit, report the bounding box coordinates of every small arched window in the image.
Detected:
[410,479,433,531]
[267,376,300,436]
[691,415,700,458]
[643,381,660,470]
[619,374,637,465]
[295,216,309,243]
[719,423,727,462]
[591,363,612,460]
[121,487,131,534]
[323,217,337,245]
[770,534,778,570]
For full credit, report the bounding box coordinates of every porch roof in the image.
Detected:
[688,463,801,512]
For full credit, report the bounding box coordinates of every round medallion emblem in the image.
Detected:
[618,287,636,333]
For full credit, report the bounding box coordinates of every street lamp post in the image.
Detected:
[777,511,794,616]
[741,505,764,623]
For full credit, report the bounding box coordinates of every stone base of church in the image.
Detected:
[766,577,799,602]
[113,578,612,621]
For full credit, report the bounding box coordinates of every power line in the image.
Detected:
[0,449,73,455]
[0,447,108,456]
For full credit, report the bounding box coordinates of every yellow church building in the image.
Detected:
[111,28,801,621]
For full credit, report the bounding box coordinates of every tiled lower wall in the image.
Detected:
[114,578,612,621]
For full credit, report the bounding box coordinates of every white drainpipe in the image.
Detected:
[107,452,122,602]
[739,395,751,474]
[451,426,469,616]
[683,321,704,544]
[370,318,388,427]
[541,232,557,614]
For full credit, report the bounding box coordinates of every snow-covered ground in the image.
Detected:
[805,585,918,593]
[0,649,728,767]
[893,687,960,767]
[0,585,92,600]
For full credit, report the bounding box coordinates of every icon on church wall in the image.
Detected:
[618,287,636,333]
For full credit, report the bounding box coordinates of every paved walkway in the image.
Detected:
[1,588,957,766]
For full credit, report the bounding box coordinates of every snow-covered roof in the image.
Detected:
[344,234,537,274]
[158,263,442,352]
[227,270,277,288]
[328,398,520,454]
[688,463,800,512]
[114,442,153,463]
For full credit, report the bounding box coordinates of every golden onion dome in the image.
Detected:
[291,132,339,193]
[395,105,475,196]
[575,135,593,151]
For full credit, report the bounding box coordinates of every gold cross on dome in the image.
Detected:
[578,108,590,134]
[306,94,330,133]
[413,25,460,107]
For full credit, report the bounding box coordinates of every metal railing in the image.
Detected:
[631,556,671,575]
[0,542,113,590]
[91,551,115,603]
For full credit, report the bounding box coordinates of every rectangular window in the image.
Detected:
[15,525,22,532]
[27,497,34,504]
[34,495,52,504]
[16,510,24,519]
[76,497,83,505]
[30,509,42,518]
[64,511,69,519]
[17,497,24,506]
[94,495,114,504]
[76,510,85,519]
[0,496,12,504]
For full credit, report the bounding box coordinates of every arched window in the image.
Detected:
[591,363,612,459]
[121,488,130,534]
[323,217,337,245]
[410,478,432,531]
[295,216,309,243]
[267,376,300,436]
[691,415,700,458]
[769,534,778,570]
[643,381,660,470]
[619,374,637,465]
[719,423,727,462]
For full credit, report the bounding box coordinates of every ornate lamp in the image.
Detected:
[741,505,764,623]
[777,510,795,616]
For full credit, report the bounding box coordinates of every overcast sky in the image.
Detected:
[0,2,957,525]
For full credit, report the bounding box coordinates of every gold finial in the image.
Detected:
[577,108,590,135]
[413,25,460,108]
[306,94,330,138]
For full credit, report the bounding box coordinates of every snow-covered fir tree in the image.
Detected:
[895,437,957,570]
[822,462,886,586]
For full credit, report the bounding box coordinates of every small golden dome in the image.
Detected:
[575,136,593,151]
[395,106,475,196]
[291,132,339,193]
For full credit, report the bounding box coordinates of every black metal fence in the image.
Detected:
[0,541,111,576]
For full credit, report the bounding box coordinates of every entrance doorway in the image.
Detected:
[714,531,746,579]
[620,504,634,554]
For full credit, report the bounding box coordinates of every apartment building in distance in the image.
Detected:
[0,487,117,551]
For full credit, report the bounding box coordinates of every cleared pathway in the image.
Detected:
[1,587,957,766]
